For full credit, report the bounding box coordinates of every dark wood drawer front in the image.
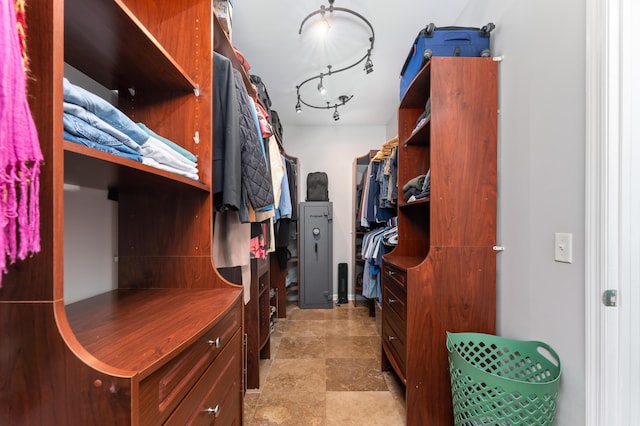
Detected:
[383,265,407,292]
[382,314,406,377]
[164,330,242,425]
[382,283,406,323]
[139,305,241,425]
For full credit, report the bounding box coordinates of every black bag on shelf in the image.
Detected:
[306,172,329,201]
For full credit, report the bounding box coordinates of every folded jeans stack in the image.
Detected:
[62,78,199,180]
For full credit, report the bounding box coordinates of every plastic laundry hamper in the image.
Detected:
[446,332,561,426]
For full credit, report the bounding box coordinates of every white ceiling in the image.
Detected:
[230,0,470,127]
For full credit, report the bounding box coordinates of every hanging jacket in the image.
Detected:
[231,69,274,214]
[213,53,242,210]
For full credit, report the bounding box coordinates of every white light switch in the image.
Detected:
[554,233,573,263]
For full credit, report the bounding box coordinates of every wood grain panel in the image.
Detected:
[406,247,496,425]
[430,57,498,247]
[65,289,241,372]
[383,57,497,426]
[0,303,132,424]
[64,0,195,90]
[118,190,211,256]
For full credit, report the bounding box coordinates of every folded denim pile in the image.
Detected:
[62,78,199,180]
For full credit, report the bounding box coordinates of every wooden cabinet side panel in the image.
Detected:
[430,58,498,247]
[406,247,496,425]
[0,304,132,424]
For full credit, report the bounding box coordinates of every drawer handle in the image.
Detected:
[388,336,397,341]
[387,270,396,276]
[204,404,220,417]
[387,298,396,304]
[207,337,221,348]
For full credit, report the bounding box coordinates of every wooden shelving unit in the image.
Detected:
[381,57,498,425]
[0,1,245,423]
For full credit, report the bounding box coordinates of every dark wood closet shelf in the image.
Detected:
[65,288,241,374]
[398,197,430,209]
[64,0,195,91]
[64,141,209,192]
[381,255,424,272]
[403,119,430,147]
[400,62,431,109]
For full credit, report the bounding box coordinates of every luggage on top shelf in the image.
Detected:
[400,22,495,98]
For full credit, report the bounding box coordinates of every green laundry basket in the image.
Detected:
[446,332,561,426]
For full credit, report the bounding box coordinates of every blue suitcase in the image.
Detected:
[400,23,495,98]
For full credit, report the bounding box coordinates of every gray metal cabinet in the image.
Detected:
[299,202,333,309]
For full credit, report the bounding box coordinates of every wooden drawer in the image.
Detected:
[382,312,406,378]
[164,329,242,425]
[383,264,407,293]
[139,305,241,425]
[382,281,406,323]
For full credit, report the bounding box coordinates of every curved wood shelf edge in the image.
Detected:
[209,257,249,292]
[382,253,424,271]
[399,60,431,109]
[53,299,136,378]
[60,289,243,375]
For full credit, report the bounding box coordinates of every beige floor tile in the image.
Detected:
[325,318,378,337]
[288,308,328,321]
[325,391,406,425]
[252,390,326,426]
[324,336,377,359]
[262,358,326,393]
[326,358,388,391]
[285,320,327,337]
[277,336,326,359]
[243,392,260,425]
[325,304,370,320]
[244,301,406,425]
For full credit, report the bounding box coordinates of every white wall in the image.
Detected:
[284,125,387,300]
[64,187,118,304]
[453,1,586,424]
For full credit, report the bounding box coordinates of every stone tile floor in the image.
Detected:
[244,301,406,425]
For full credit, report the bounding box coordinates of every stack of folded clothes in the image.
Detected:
[402,169,430,202]
[62,78,199,180]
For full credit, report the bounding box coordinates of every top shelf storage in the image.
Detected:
[64,0,196,91]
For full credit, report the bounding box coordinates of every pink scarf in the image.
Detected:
[0,0,43,286]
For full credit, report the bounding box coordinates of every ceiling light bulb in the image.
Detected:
[295,100,302,113]
[316,16,331,36]
[333,108,340,121]
[317,81,326,95]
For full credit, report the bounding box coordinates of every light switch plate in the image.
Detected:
[554,232,573,263]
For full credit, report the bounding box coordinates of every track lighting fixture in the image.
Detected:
[364,52,374,74]
[317,74,326,94]
[294,0,375,121]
